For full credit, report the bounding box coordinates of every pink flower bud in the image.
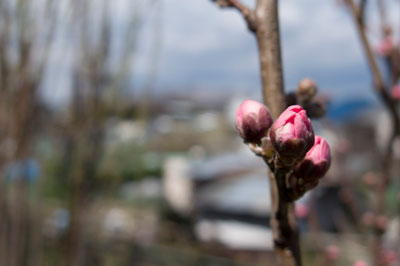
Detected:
[383,250,397,264]
[270,105,314,159]
[236,100,273,143]
[353,260,368,266]
[325,245,340,261]
[295,136,331,181]
[297,78,317,101]
[391,85,400,100]
[295,203,309,219]
[375,37,395,57]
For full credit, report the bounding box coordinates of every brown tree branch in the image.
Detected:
[271,167,302,266]
[215,0,249,14]
[254,0,286,119]
[213,0,257,31]
[253,0,300,264]
[211,0,300,264]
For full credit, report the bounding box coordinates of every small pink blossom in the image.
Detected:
[391,85,400,100]
[295,136,331,181]
[375,37,395,57]
[270,105,314,159]
[383,250,397,264]
[236,100,273,143]
[353,260,369,266]
[325,245,340,261]
[295,203,309,219]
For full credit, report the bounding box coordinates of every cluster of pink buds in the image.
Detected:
[236,101,331,200]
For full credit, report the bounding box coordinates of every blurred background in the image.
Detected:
[0,0,400,265]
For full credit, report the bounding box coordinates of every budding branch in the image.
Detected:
[211,0,301,265]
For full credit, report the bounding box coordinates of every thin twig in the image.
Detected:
[346,0,400,264]
[346,0,400,133]
[213,0,257,31]
[223,0,250,15]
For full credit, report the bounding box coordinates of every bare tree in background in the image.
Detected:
[63,0,158,265]
[0,1,60,266]
[0,0,159,265]
[344,0,400,265]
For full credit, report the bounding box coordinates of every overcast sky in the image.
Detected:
[132,0,400,104]
[42,0,400,107]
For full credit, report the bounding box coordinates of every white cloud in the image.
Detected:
[280,0,302,27]
[163,0,249,54]
[40,0,400,105]
[120,0,400,102]
[281,0,361,68]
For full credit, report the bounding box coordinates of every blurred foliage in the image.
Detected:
[97,141,163,184]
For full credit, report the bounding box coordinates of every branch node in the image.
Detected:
[212,0,256,32]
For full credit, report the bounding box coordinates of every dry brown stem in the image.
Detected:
[211,0,301,265]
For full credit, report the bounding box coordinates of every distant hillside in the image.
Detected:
[325,98,375,122]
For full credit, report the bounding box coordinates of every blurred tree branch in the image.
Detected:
[345,0,400,137]
[345,0,400,264]
[64,1,156,265]
[0,0,155,265]
[0,1,61,266]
